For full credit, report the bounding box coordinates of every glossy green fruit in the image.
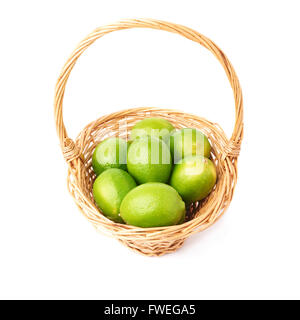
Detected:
[92,137,128,176]
[120,183,185,227]
[93,168,136,223]
[131,118,175,141]
[169,128,211,163]
[170,155,217,203]
[127,136,172,184]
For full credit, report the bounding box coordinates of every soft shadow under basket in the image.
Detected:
[54,19,244,256]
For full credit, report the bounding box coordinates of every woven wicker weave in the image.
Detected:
[54,19,243,256]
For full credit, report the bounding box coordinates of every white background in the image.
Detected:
[0,0,299,300]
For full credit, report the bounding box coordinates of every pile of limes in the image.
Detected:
[92,118,217,227]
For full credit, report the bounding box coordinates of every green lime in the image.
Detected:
[120,183,185,227]
[170,155,217,203]
[169,128,211,163]
[127,136,172,184]
[131,118,175,141]
[92,137,128,176]
[93,168,136,223]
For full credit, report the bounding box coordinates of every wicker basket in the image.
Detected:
[54,19,243,256]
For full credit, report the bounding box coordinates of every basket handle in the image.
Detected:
[54,18,243,163]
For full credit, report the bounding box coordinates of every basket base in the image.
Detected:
[118,238,186,257]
